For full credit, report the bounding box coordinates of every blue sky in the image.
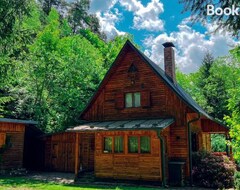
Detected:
[89,0,238,73]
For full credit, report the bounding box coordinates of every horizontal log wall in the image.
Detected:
[82,47,191,177]
[95,130,162,181]
[82,47,188,125]
[0,122,25,170]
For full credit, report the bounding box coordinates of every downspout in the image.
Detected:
[157,130,166,187]
[187,112,200,186]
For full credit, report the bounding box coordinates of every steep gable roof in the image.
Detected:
[80,40,228,129]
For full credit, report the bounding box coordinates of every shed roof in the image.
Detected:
[0,118,38,125]
[67,118,174,132]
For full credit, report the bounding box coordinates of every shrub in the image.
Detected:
[192,151,235,189]
[234,171,240,190]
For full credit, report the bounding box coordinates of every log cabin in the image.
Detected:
[0,118,43,171]
[45,40,230,186]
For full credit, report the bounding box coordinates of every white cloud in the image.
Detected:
[120,0,164,31]
[96,9,125,40]
[89,0,118,13]
[89,0,165,39]
[119,0,142,12]
[143,19,238,73]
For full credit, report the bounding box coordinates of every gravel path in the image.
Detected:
[27,171,75,184]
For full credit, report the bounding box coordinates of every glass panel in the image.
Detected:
[134,92,141,107]
[140,136,150,153]
[128,136,138,153]
[125,93,133,108]
[104,137,112,153]
[114,136,123,153]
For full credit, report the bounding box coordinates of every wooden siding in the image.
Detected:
[44,132,76,172]
[82,47,188,125]
[44,132,95,173]
[0,133,6,146]
[79,133,95,171]
[201,119,228,133]
[95,130,162,181]
[0,122,25,170]
[82,47,191,177]
[198,133,211,152]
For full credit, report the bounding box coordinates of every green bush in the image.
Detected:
[234,171,240,190]
[211,134,226,152]
[192,151,235,189]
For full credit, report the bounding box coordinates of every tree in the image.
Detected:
[67,0,103,37]
[20,9,105,132]
[203,72,229,119]
[225,47,240,162]
[199,52,214,87]
[80,29,133,69]
[37,0,105,39]
[38,0,65,15]
[179,0,240,37]
[0,0,40,117]
[0,0,32,40]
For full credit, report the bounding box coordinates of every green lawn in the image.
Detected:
[0,177,157,190]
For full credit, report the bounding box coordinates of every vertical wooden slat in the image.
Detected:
[0,133,6,146]
[75,133,79,177]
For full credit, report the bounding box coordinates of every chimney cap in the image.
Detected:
[162,42,175,48]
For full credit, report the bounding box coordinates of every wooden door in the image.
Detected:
[80,133,95,171]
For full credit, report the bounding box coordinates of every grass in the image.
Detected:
[0,177,157,190]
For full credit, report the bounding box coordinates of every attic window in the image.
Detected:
[128,64,138,73]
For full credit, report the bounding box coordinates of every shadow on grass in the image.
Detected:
[0,177,158,190]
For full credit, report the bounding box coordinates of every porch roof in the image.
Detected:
[66,118,174,132]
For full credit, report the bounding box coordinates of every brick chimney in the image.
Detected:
[162,42,176,83]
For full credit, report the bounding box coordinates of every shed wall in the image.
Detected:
[0,122,25,170]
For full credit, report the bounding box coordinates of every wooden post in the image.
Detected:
[75,133,79,179]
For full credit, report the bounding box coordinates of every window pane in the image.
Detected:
[104,137,112,153]
[134,92,141,107]
[128,136,138,153]
[114,136,123,153]
[140,136,150,153]
[125,93,133,108]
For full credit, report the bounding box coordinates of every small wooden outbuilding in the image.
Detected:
[0,118,43,170]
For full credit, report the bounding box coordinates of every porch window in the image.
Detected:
[114,136,123,153]
[125,92,141,108]
[140,136,150,153]
[104,137,112,153]
[128,136,138,153]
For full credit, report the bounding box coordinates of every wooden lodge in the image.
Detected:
[42,41,229,186]
[0,118,43,171]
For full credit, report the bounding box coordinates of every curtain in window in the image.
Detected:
[134,92,141,107]
[140,136,150,153]
[128,136,138,153]
[104,137,112,153]
[125,93,132,107]
[114,136,123,153]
